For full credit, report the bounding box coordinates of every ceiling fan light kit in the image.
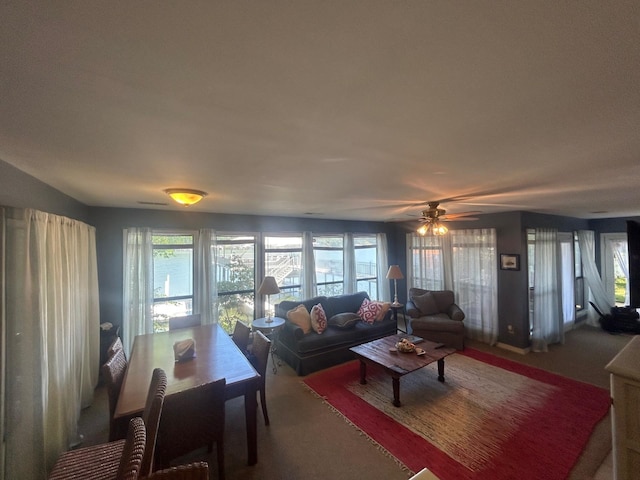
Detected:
[164,188,208,206]
[416,201,478,235]
[417,221,448,236]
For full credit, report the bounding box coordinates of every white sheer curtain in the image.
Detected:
[578,230,612,326]
[2,207,99,479]
[448,229,498,345]
[406,234,445,291]
[343,233,356,294]
[559,234,575,331]
[122,228,154,356]
[531,228,563,352]
[123,229,218,342]
[376,233,390,301]
[301,231,317,298]
[196,228,217,324]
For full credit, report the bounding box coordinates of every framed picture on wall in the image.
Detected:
[500,253,520,271]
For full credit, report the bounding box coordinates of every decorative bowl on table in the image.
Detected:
[395,338,416,353]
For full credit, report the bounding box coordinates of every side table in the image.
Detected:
[389,303,407,334]
[252,316,285,374]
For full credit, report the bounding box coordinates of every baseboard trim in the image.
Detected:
[496,342,530,355]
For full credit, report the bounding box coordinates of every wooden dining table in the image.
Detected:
[114,323,260,465]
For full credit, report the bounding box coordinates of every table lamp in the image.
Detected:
[386,265,404,306]
[257,276,280,323]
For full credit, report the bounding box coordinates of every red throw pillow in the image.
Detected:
[310,303,327,334]
[357,298,383,324]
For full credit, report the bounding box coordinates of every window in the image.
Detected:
[152,233,194,332]
[407,234,445,290]
[264,235,303,304]
[354,235,378,299]
[314,235,344,296]
[574,232,585,311]
[408,229,497,343]
[216,234,256,333]
[601,233,629,306]
[528,230,583,334]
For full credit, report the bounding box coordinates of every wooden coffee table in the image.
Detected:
[350,334,456,407]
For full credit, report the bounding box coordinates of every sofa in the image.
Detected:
[406,287,466,350]
[275,291,397,375]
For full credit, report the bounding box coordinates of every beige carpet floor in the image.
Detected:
[77,323,632,479]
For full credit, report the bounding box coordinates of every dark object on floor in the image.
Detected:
[591,302,640,334]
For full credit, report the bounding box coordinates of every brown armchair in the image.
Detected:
[406,288,465,350]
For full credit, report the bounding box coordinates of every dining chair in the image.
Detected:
[147,462,209,479]
[107,336,125,360]
[48,416,146,480]
[48,368,166,479]
[155,378,226,480]
[232,321,251,354]
[168,313,201,331]
[249,330,271,426]
[139,368,168,477]
[102,348,129,441]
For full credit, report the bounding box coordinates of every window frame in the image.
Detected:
[353,234,379,299]
[151,230,197,332]
[215,233,257,333]
[313,234,345,297]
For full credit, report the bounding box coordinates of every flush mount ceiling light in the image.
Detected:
[164,188,207,206]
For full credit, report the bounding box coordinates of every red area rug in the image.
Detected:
[303,349,610,479]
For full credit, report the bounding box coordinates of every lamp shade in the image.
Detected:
[164,188,207,206]
[386,265,404,280]
[257,276,280,296]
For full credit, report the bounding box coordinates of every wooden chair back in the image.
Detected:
[250,330,271,425]
[168,314,201,331]
[140,368,168,477]
[155,378,226,479]
[232,321,251,353]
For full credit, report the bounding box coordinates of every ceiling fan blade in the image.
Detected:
[443,217,479,221]
[440,211,482,219]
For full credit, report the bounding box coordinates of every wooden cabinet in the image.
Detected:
[606,335,640,480]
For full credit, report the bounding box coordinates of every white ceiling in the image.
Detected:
[1,1,639,222]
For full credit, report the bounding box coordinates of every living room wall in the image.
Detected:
[3,158,636,352]
[0,159,89,221]
[392,211,593,350]
[88,207,400,332]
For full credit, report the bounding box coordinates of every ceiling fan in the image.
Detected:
[416,201,480,236]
